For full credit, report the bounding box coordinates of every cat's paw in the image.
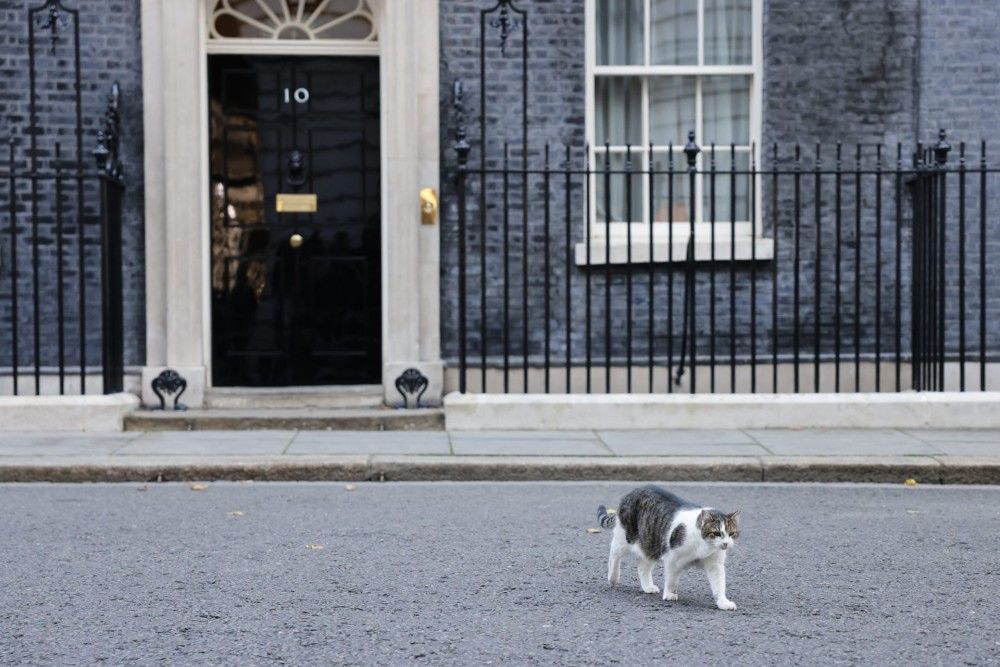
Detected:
[641,584,661,594]
[607,574,620,586]
[662,591,679,601]
[716,599,737,611]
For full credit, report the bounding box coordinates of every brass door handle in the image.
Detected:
[289,233,303,248]
[420,187,437,225]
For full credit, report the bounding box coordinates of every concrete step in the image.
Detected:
[203,385,384,410]
[123,407,444,432]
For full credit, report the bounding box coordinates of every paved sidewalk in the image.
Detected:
[0,428,997,483]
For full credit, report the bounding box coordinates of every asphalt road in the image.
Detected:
[1,482,998,665]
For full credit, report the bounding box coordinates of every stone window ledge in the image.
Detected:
[574,235,774,266]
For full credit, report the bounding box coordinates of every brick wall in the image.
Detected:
[0,0,144,376]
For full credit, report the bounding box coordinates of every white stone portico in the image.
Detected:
[139,0,442,408]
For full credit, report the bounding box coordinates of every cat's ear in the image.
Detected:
[696,509,712,528]
[727,509,740,523]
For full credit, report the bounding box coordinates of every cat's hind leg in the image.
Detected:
[637,558,660,594]
[607,524,628,585]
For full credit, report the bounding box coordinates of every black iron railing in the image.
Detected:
[449,123,999,394]
[0,0,125,396]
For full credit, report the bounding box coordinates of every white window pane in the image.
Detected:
[595,153,644,223]
[596,0,644,65]
[650,0,698,65]
[702,151,750,222]
[649,77,696,146]
[702,75,750,145]
[595,77,642,145]
[704,0,752,65]
[650,154,691,223]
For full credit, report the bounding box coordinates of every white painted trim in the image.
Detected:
[444,392,1000,431]
[574,235,773,265]
[205,40,379,56]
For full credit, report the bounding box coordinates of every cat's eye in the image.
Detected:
[731,532,740,539]
[708,532,720,538]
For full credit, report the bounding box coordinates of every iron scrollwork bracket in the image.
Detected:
[151,369,188,411]
[35,1,69,54]
[489,1,523,57]
[395,368,429,409]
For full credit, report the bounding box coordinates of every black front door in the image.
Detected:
[209,55,381,387]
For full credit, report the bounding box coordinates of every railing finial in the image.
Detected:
[683,130,700,170]
[452,79,471,172]
[934,128,951,167]
[93,81,123,182]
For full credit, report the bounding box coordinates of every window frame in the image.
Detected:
[582,0,766,263]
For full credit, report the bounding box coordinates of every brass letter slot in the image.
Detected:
[276,193,317,213]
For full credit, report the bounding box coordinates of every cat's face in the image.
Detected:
[699,511,740,551]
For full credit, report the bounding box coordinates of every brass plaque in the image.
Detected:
[275,193,317,213]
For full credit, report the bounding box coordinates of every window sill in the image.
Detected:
[573,235,774,266]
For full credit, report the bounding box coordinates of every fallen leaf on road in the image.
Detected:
[586,528,602,534]
[344,484,356,491]
[606,508,617,515]
[227,511,245,517]
[190,483,208,491]
[136,485,148,492]
[906,509,920,515]
[904,478,918,487]
[306,543,324,550]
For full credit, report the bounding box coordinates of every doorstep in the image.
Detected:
[123,407,444,431]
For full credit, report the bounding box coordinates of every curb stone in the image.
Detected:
[760,456,945,484]
[0,455,998,484]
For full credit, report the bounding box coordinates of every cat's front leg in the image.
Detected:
[704,556,736,611]
[661,561,680,602]
[637,558,660,594]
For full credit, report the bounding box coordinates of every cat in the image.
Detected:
[597,485,740,611]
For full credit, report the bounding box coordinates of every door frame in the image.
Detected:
[139,0,443,407]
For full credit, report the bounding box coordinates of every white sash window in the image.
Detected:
[583,0,767,264]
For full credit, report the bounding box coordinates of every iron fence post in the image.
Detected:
[94,82,124,394]
[453,80,471,394]
[934,129,951,390]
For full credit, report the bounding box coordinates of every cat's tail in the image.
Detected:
[597,505,616,529]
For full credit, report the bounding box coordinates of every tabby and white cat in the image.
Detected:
[597,485,741,611]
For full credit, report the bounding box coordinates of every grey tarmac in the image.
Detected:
[1,482,998,665]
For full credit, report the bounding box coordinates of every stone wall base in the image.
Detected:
[0,393,140,431]
[444,391,1000,430]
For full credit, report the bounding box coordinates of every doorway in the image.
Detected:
[208,55,381,386]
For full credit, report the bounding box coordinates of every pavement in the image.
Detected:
[1,481,998,664]
[0,428,998,483]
